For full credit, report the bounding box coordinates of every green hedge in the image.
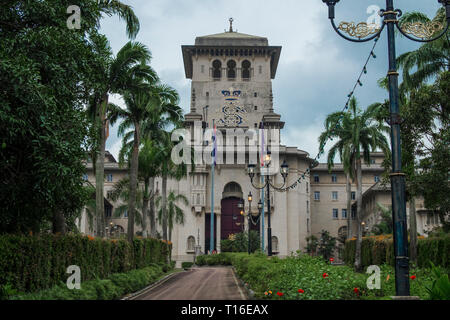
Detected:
[9,263,168,300]
[344,237,449,268]
[0,234,171,294]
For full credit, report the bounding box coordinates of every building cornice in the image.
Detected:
[181,45,282,79]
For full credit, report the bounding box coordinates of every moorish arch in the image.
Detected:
[220,182,244,241]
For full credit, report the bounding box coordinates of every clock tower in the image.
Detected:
[176,21,313,260]
[182,19,283,134]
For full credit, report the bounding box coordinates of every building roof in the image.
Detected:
[195,31,269,46]
[182,28,281,79]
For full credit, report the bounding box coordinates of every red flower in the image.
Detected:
[322,273,328,278]
[329,258,334,262]
[410,275,416,280]
[353,287,359,294]
[298,289,305,294]
[276,292,283,297]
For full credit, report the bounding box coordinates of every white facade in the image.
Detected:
[172,28,315,263]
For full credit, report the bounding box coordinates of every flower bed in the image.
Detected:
[195,252,443,300]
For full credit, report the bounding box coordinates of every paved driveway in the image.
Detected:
[132,267,247,300]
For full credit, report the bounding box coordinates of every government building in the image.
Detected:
[79,25,439,265]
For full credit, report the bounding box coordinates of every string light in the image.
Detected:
[276,36,381,192]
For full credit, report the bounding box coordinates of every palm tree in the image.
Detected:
[88,38,155,238]
[318,97,390,271]
[372,203,394,235]
[109,88,156,242]
[97,0,140,39]
[117,85,182,240]
[156,191,189,242]
[157,129,190,241]
[137,139,162,237]
[110,177,144,229]
[397,7,449,90]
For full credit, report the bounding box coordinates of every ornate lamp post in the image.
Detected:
[322,0,450,296]
[247,149,290,256]
[238,192,256,254]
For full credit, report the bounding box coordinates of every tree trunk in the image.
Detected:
[354,158,363,272]
[95,95,108,238]
[162,175,168,241]
[149,177,157,237]
[127,122,140,243]
[346,172,352,239]
[142,178,150,237]
[52,210,66,235]
[409,196,418,265]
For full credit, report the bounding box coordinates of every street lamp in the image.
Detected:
[237,193,257,254]
[322,0,450,296]
[247,147,290,256]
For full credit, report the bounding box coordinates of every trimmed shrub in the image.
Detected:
[182,262,193,269]
[10,264,167,300]
[344,236,449,269]
[0,234,171,295]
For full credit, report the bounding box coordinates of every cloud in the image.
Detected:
[100,0,438,161]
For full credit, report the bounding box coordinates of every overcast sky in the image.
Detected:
[100,0,437,162]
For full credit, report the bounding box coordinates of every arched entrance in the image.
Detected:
[221,182,244,241]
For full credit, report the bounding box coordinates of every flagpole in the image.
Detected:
[210,120,216,253]
[260,122,265,253]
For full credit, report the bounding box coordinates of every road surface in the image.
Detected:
[132,267,247,300]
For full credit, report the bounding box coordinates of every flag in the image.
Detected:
[212,122,217,166]
[260,121,265,167]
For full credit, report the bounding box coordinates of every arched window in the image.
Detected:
[187,236,196,251]
[222,182,243,199]
[212,60,222,79]
[227,60,236,79]
[271,236,279,253]
[223,182,241,194]
[242,60,251,79]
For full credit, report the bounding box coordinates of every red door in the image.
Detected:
[221,197,244,240]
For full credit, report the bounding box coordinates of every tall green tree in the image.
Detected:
[157,129,189,240]
[118,84,182,240]
[0,0,138,234]
[88,39,155,237]
[110,89,154,242]
[156,191,188,242]
[118,138,162,237]
[318,97,390,271]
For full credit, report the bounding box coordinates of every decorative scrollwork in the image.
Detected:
[400,21,444,40]
[338,21,381,39]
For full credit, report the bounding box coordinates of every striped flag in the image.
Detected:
[212,122,217,166]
